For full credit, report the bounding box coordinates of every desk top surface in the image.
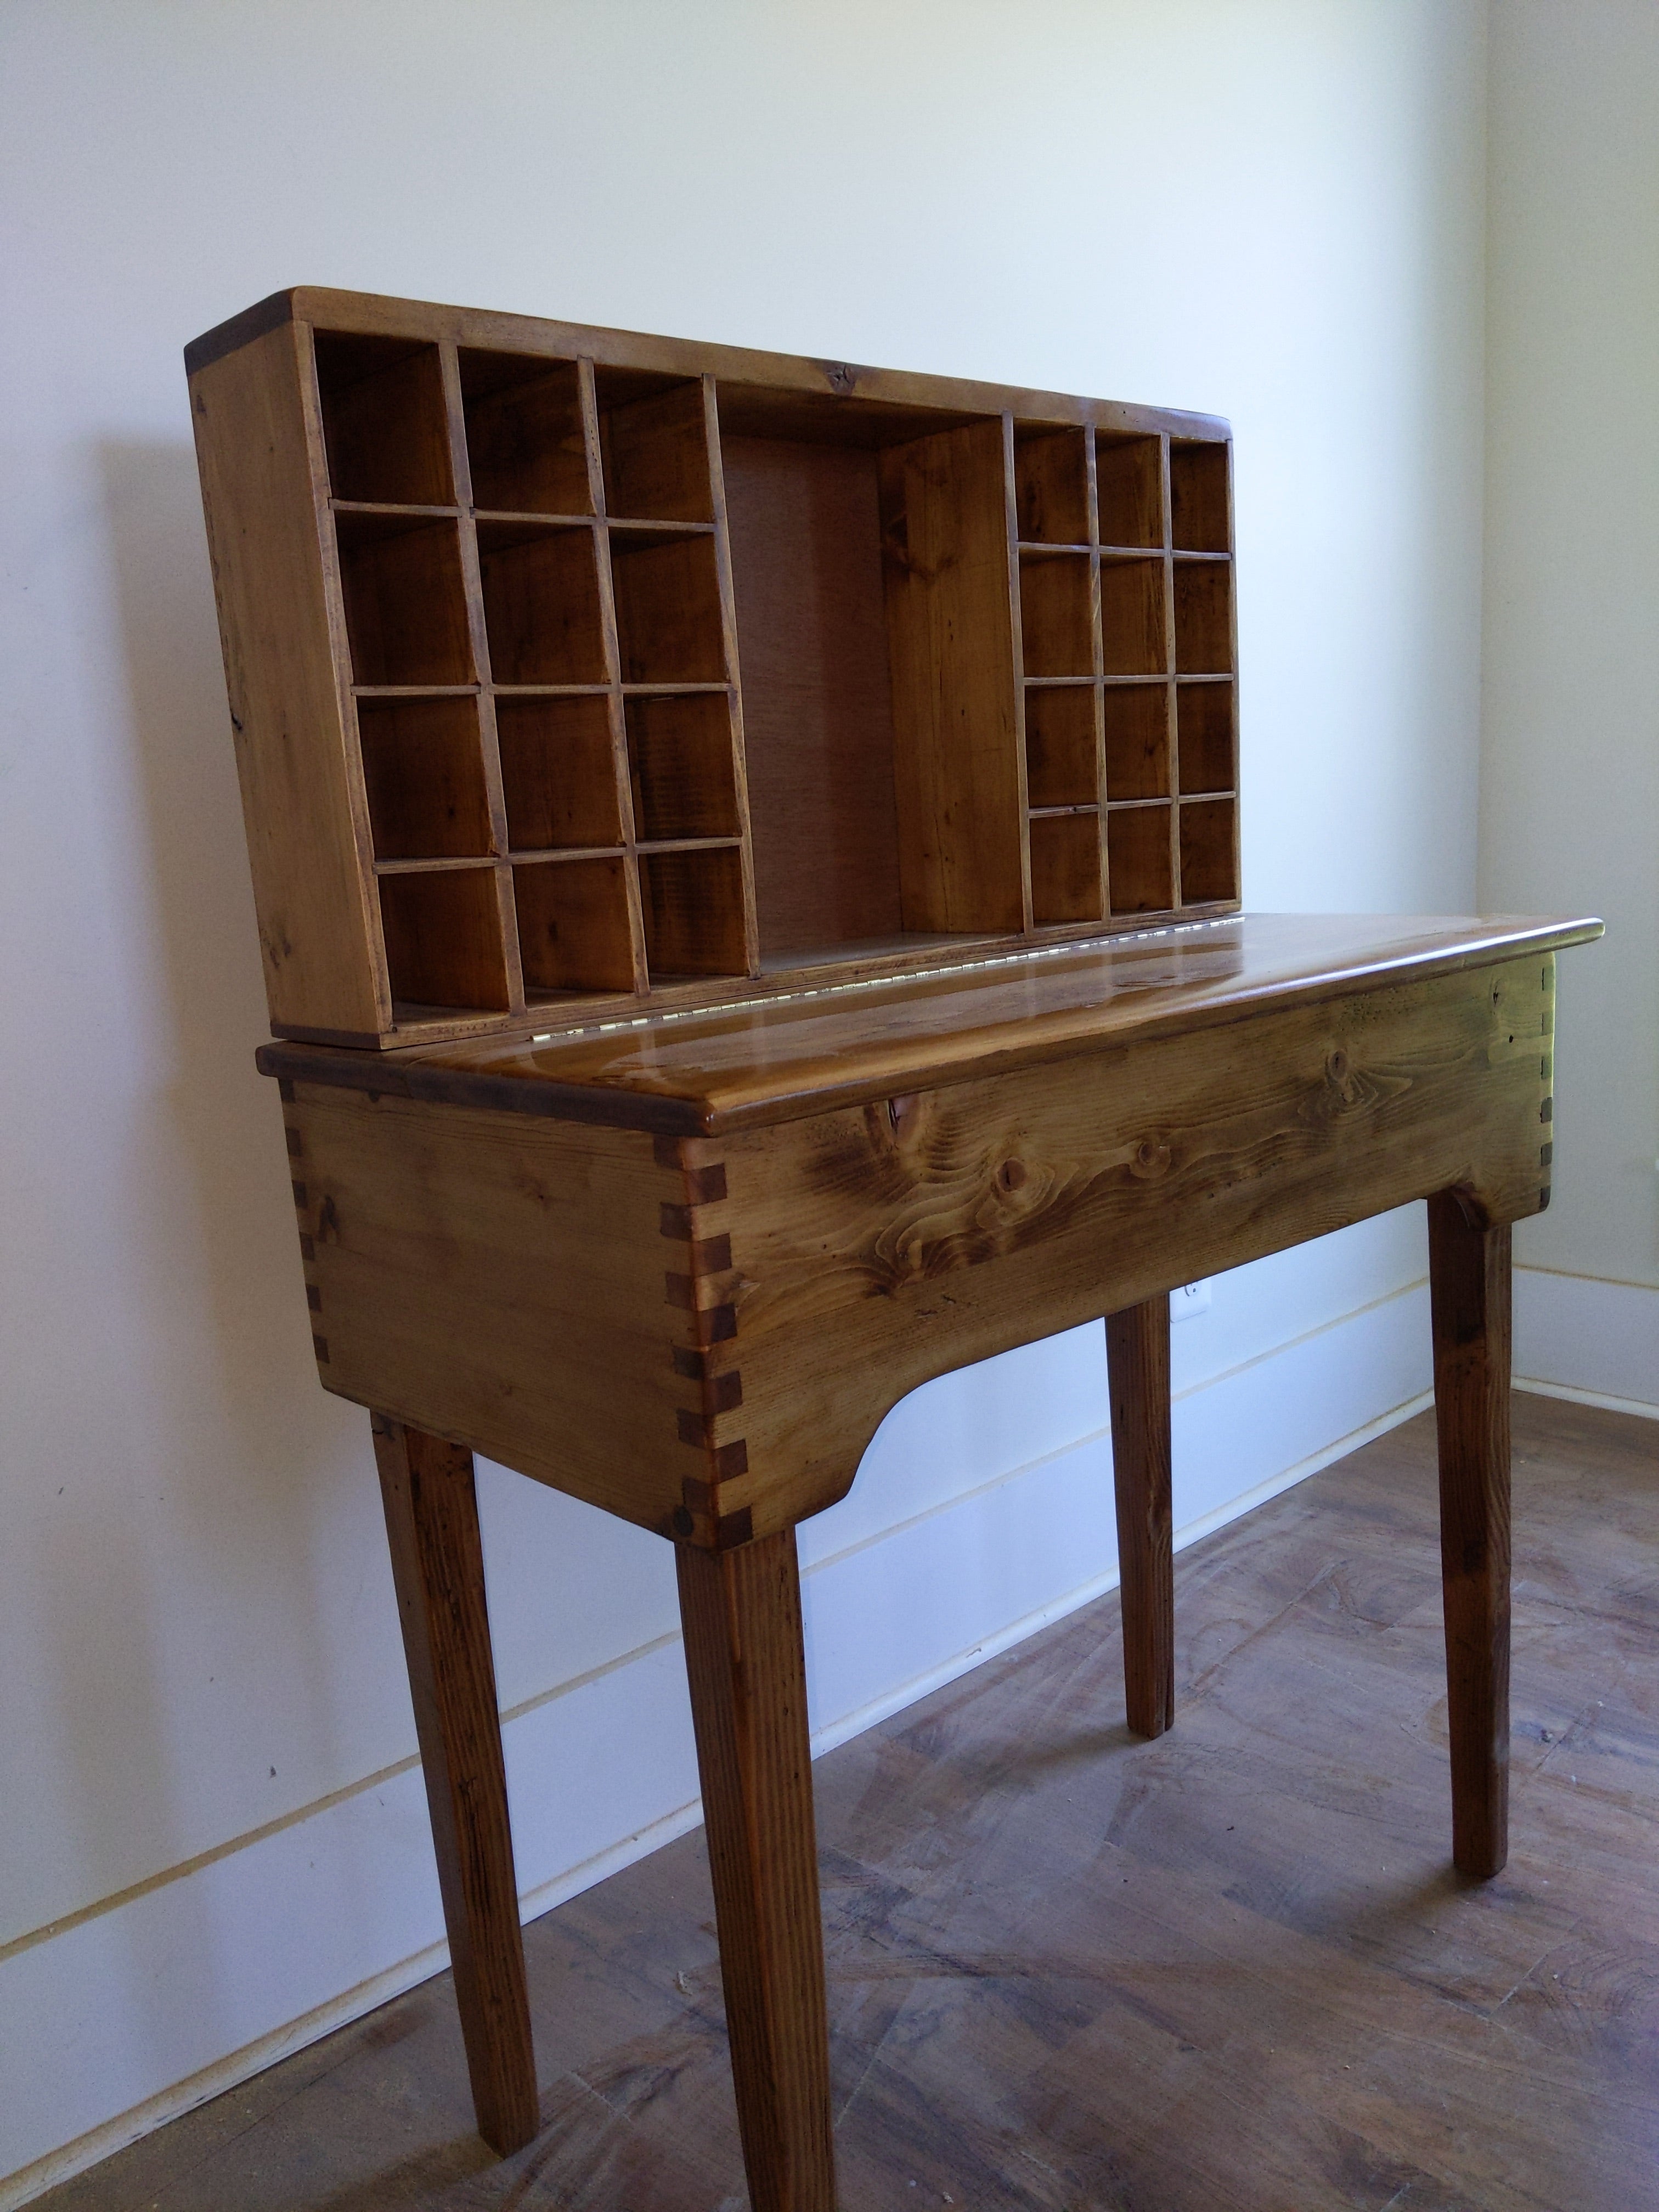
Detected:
[261,913,1601,1136]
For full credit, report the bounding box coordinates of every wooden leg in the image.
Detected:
[677,1531,836,2212]
[1426,1195,1513,1879]
[1106,1297,1175,1739]
[372,1415,539,2154]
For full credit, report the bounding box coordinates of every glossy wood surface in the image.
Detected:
[41,1396,1658,2212]
[276,936,1565,1547]
[261,911,1600,1134]
[371,1420,538,2152]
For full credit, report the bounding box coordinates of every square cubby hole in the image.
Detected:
[313,332,453,507]
[1108,804,1173,916]
[1030,811,1102,928]
[358,696,493,860]
[1170,441,1231,552]
[335,512,473,687]
[1019,551,1094,679]
[595,372,713,523]
[1024,685,1097,809]
[1173,562,1233,675]
[496,695,622,851]
[1177,681,1235,794]
[639,844,748,981]
[1100,556,1166,676]
[1180,798,1238,905]
[514,855,636,996]
[1014,427,1090,545]
[610,531,726,684]
[1102,684,1170,801]
[460,350,592,517]
[626,692,740,842]
[1095,436,1163,549]
[379,867,510,1014]
[477,521,608,686]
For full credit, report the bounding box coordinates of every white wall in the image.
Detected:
[1482,0,1659,1414]
[0,3,1489,2198]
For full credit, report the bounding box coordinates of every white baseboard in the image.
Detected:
[1513,1266,1659,1417]
[0,1283,1432,2209]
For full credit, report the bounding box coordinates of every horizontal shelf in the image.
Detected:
[1172,549,1231,562]
[1028,804,1098,820]
[374,853,503,875]
[1178,787,1237,802]
[354,683,481,698]
[1175,672,1232,684]
[636,834,742,856]
[605,516,716,537]
[332,499,460,520]
[1107,796,1172,812]
[472,508,595,528]
[507,844,626,866]
[1017,540,1091,557]
[1023,675,1096,690]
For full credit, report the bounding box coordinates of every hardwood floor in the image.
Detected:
[38,1393,1658,2211]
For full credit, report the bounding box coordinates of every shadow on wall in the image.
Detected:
[95,436,349,1479]
[47,440,395,1920]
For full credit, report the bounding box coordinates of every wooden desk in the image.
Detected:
[258,908,1596,2210]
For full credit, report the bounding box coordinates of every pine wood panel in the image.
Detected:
[272,932,1567,1551]
[189,322,388,1036]
[880,419,1025,935]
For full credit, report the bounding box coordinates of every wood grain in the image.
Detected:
[1106,1296,1174,1738]
[274,943,1564,1549]
[720,434,905,955]
[1427,1190,1513,1878]
[370,1418,538,2153]
[880,419,1025,935]
[188,322,388,1036]
[676,1531,836,2212]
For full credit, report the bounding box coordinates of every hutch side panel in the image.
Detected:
[190,324,389,1037]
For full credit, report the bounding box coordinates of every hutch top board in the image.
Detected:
[187,289,1239,1051]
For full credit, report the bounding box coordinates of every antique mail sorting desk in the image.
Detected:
[258,909,1597,2209]
[185,289,1599,2208]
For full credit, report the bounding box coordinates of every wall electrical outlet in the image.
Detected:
[1171,1279,1212,1322]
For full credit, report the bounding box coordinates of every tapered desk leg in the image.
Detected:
[677,1531,836,2212]
[371,1416,539,2154]
[1106,1298,1175,1739]
[1426,1195,1513,1879]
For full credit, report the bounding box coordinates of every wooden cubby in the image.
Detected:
[1108,804,1175,916]
[1102,684,1170,801]
[514,855,636,998]
[187,289,1239,1045]
[460,350,591,518]
[495,695,622,852]
[1179,797,1238,906]
[1176,680,1235,797]
[358,696,494,860]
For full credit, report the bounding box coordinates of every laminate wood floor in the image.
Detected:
[40,1393,1658,2211]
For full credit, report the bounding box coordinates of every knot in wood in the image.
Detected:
[1130,1139,1172,1180]
[996,1156,1028,1194]
[1326,1048,1349,1084]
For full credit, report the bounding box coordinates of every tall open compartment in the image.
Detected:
[188,290,1238,1047]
